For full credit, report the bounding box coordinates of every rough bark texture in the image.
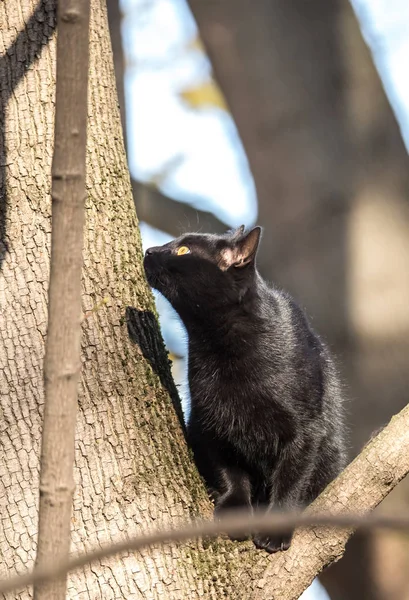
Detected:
[106,0,127,142]
[2,398,409,598]
[0,1,258,598]
[34,0,90,598]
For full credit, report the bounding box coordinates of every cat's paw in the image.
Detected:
[253,532,292,554]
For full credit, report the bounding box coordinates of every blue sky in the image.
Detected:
[123,0,257,228]
[351,0,409,149]
[122,0,409,235]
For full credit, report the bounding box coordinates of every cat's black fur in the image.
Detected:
[144,226,346,553]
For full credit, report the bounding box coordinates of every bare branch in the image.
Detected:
[252,404,409,599]
[33,1,90,599]
[2,512,409,596]
[132,179,229,236]
[2,513,409,596]
[2,402,408,597]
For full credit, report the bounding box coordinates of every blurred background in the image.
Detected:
[106,0,409,598]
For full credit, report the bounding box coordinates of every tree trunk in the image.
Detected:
[0,0,257,597]
[187,1,409,598]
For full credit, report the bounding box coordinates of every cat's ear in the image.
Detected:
[233,226,261,267]
[219,226,261,270]
[232,226,261,268]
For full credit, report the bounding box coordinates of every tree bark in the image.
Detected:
[33,0,90,598]
[2,400,409,598]
[0,0,237,598]
[0,1,264,598]
[106,0,127,142]
[2,0,409,599]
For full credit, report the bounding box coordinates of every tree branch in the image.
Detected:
[2,402,408,597]
[132,179,229,236]
[33,1,90,599]
[252,404,409,599]
[2,513,409,596]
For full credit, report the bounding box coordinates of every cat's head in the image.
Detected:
[143,226,261,321]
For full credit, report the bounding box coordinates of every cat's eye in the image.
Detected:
[177,246,190,256]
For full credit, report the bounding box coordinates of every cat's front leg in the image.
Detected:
[214,466,252,514]
[253,438,313,553]
[214,466,252,542]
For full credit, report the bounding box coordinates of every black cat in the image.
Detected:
[144,226,346,553]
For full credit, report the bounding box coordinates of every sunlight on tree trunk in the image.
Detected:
[0,0,248,597]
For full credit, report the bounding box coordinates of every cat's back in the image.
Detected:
[257,281,322,361]
[257,282,342,409]
[188,275,340,410]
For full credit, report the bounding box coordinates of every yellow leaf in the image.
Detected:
[168,352,184,362]
[180,81,228,111]
[186,35,206,54]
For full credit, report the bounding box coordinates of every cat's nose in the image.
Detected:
[145,246,170,257]
[145,246,161,256]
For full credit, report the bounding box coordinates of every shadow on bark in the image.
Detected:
[126,306,186,432]
[0,0,56,269]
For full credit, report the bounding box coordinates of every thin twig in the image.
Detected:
[34,0,90,598]
[2,510,409,595]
